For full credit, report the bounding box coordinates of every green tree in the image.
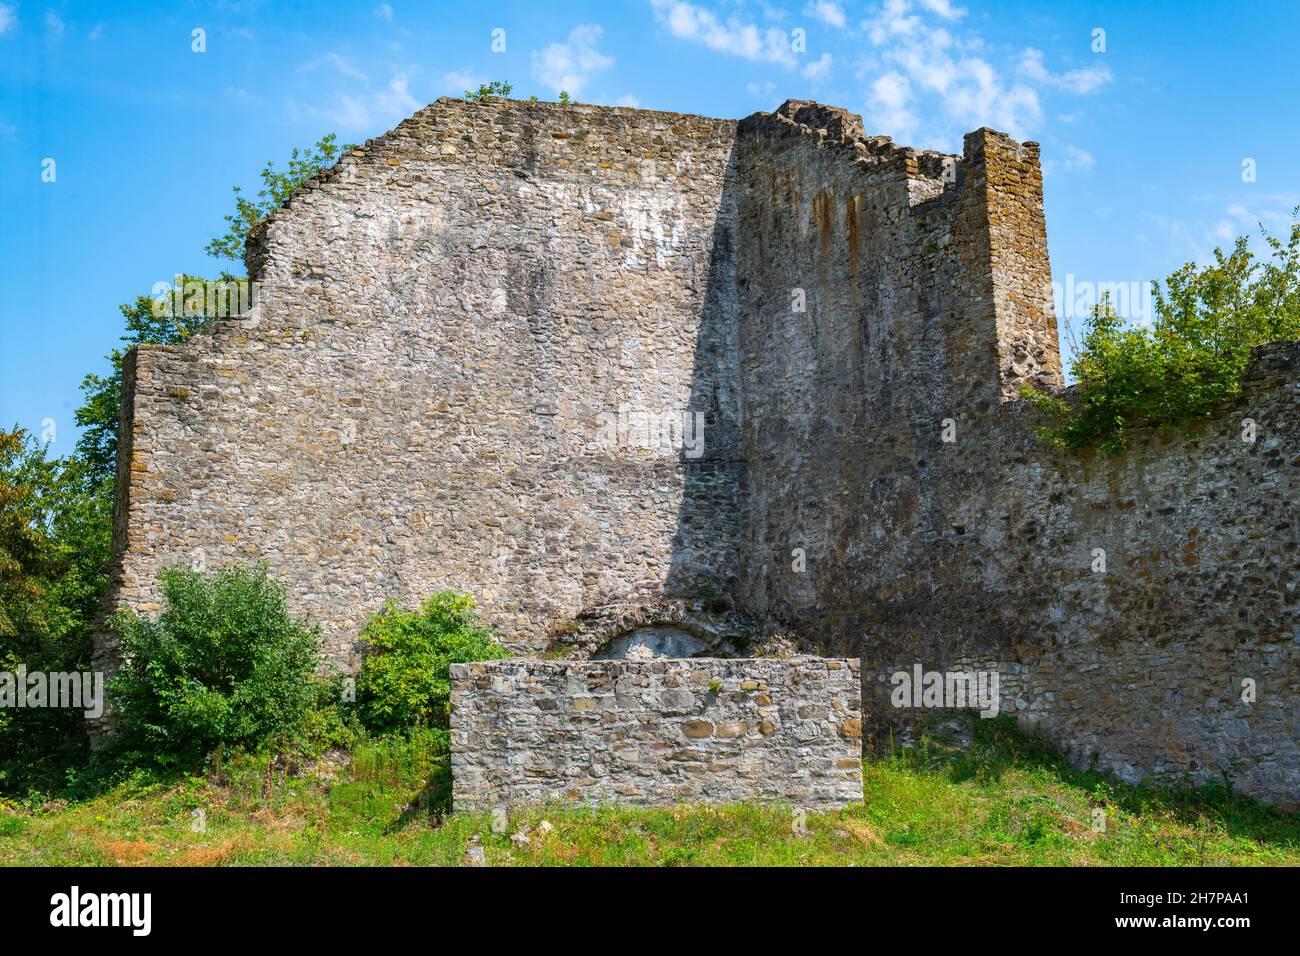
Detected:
[1026,214,1300,453]
[0,428,47,640]
[205,134,350,266]
[0,429,110,793]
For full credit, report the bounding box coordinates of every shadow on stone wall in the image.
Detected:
[663,136,746,609]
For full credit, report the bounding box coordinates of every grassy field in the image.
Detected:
[2,717,1296,866]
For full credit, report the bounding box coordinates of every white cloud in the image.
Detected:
[300,52,369,82]
[860,1,1041,145]
[316,73,420,133]
[802,51,832,80]
[868,70,919,144]
[441,69,487,95]
[650,0,797,68]
[1018,48,1111,95]
[1149,197,1300,267]
[747,79,777,98]
[805,2,847,29]
[916,0,965,19]
[858,1,1111,148]
[1045,143,1093,175]
[375,3,394,21]
[44,10,63,41]
[615,94,641,108]
[531,24,614,96]
[1218,199,1299,234]
[1064,145,1094,171]
[944,59,1041,140]
[0,4,16,34]
[1210,203,1284,244]
[864,0,922,45]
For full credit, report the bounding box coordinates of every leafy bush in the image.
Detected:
[108,564,324,767]
[356,591,508,734]
[465,80,513,100]
[1026,215,1300,453]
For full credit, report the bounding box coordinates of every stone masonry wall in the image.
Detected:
[730,101,1297,805]
[845,352,1299,805]
[449,657,863,808]
[95,95,1297,806]
[94,96,744,682]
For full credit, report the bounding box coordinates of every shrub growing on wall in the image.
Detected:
[356,591,507,735]
[1026,215,1300,453]
[108,564,324,767]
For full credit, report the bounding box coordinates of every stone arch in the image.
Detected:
[542,599,760,660]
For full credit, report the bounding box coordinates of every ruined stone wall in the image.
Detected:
[95,96,1297,805]
[450,657,863,808]
[95,97,744,678]
[731,106,1054,628]
[731,102,1297,804]
[855,347,1298,803]
[973,344,1298,802]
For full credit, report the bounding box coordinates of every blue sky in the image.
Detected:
[2,0,1298,451]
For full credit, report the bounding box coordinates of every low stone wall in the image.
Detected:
[450,658,863,809]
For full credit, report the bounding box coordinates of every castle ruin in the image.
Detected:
[95,97,1298,806]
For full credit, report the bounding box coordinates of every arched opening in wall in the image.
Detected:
[542,599,762,660]
[592,625,715,660]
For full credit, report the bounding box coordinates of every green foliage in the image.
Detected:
[205,134,351,265]
[107,564,325,768]
[0,446,108,666]
[295,678,363,759]
[356,591,508,733]
[1027,214,1300,453]
[465,80,513,100]
[558,90,573,104]
[0,429,45,639]
[0,430,109,794]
